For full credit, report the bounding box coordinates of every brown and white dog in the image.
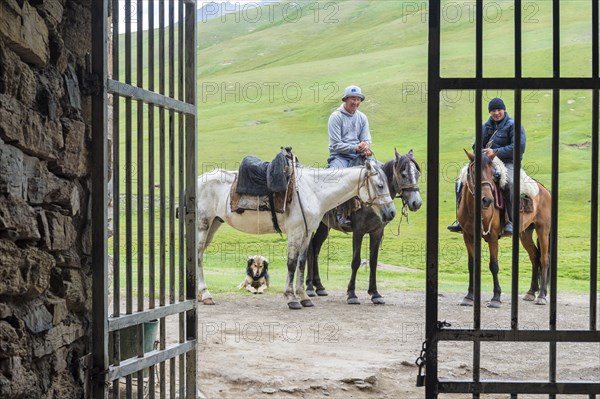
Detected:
[238,255,269,294]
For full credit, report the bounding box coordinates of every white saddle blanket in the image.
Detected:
[459,157,539,198]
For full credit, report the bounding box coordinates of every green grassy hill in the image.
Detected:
[115,1,598,296]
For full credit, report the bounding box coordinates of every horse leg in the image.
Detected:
[534,227,551,306]
[295,236,315,308]
[197,217,222,305]
[520,226,540,302]
[460,241,475,306]
[347,232,364,305]
[306,223,329,297]
[367,228,385,305]
[487,240,502,308]
[285,233,310,310]
[305,236,316,297]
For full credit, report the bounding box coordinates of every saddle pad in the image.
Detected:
[458,159,540,199]
[230,175,293,214]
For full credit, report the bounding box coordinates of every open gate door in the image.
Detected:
[91,0,198,397]
[424,1,599,398]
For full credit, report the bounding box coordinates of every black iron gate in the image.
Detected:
[91,0,198,397]
[425,0,599,397]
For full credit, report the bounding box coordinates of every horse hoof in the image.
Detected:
[460,297,474,306]
[487,300,502,309]
[347,297,360,305]
[316,289,329,296]
[522,293,535,301]
[202,298,215,305]
[301,299,314,307]
[306,289,316,297]
[534,297,547,305]
[371,297,385,305]
[288,301,302,310]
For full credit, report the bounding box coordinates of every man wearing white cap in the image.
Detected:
[327,85,372,226]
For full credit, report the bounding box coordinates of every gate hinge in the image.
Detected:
[90,366,110,387]
[82,53,102,96]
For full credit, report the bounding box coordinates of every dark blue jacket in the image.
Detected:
[475,112,526,164]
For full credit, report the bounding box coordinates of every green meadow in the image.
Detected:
[112,0,598,298]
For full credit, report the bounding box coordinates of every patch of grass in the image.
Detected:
[113,1,598,298]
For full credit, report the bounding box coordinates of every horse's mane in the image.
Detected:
[381,159,395,179]
[383,153,421,176]
[481,154,494,169]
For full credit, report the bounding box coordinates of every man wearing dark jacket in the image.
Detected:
[448,97,526,235]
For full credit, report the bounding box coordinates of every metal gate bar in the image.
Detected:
[92,0,198,397]
[425,1,600,398]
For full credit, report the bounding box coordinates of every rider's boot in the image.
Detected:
[447,182,463,233]
[336,211,352,227]
[503,190,513,235]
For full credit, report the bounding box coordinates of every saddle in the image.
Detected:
[230,147,296,217]
[329,156,369,220]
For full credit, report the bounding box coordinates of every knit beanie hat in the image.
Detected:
[488,97,506,112]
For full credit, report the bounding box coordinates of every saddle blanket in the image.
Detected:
[230,173,293,214]
[458,157,540,199]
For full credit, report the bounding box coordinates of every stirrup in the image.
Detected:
[447,222,462,233]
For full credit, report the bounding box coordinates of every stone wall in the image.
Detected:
[0,0,92,397]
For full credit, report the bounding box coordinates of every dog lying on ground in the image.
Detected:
[238,255,269,294]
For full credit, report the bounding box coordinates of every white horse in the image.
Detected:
[196,159,396,309]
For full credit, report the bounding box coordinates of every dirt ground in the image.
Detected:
[196,290,600,399]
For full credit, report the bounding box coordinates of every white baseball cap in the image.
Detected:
[341,85,365,101]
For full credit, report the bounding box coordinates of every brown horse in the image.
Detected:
[457,151,552,307]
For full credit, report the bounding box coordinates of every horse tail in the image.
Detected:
[268,193,282,236]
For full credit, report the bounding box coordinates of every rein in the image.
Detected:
[466,162,497,236]
[390,157,420,235]
[357,166,394,207]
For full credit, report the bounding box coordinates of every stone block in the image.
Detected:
[0,194,40,241]
[0,356,38,398]
[0,303,12,319]
[0,239,54,297]
[0,321,27,358]
[0,94,62,162]
[50,118,89,178]
[20,153,81,215]
[13,299,53,334]
[45,210,75,251]
[0,0,50,67]
[45,296,68,325]
[35,0,65,28]
[0,137,24,198]
[52,347,68,374]
[32,319,84,358]
[63,269,86,312]
[61,1,90,60]
[37,210,52,249]
[0,40,36,106]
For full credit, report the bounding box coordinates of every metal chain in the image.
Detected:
[415,321,451,387]
[415,340,427,387]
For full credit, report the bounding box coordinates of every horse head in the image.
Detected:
[357,159,396,222]
[393,149,423,211]
[465,150,497,210]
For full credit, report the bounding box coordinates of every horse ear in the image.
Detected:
[464,149,475,162]
[408,149,414,158]
[365,160,373,170]
[394,148,401,159]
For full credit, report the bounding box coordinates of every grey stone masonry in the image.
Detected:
[0,0,92,397]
